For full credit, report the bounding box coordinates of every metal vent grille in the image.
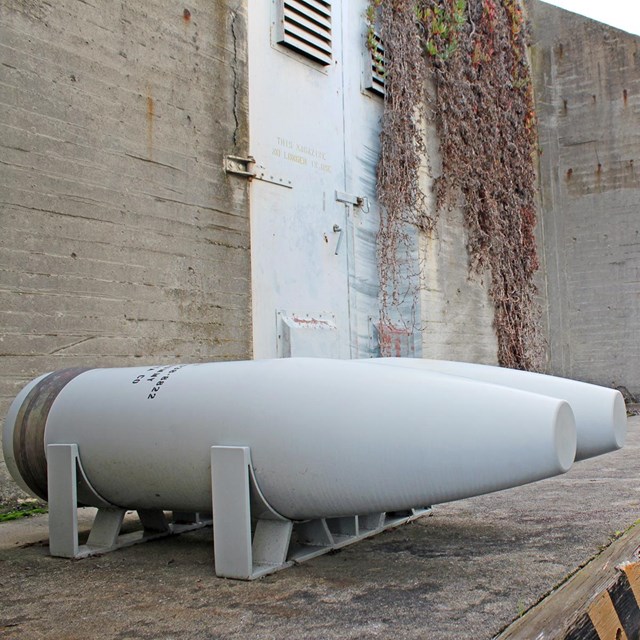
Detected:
[276,0,332,66]
[365,31,385,97]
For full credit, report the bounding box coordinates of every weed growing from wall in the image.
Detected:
[368,0,543,369]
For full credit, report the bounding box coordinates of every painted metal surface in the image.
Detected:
[276,310,339,357]
[4,359,575,520]
[209,445,431,579]
[46,443,210,560]
[44,440,432,579]
[248,2,351,359]
[366,358,627,461]
[341,0,422,358]
[247,1,421,359]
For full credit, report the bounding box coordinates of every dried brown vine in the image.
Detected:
[369,0,543,369]
[371,0,431,340]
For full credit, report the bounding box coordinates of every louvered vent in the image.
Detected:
[276,0,332,66]
[365,31,385,97]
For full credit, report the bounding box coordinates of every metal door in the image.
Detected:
[247,0,420,360]
[340,0,422,358]
[248,0,352,359]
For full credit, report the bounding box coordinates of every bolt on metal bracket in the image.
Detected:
[224,155,292,188]
[335,190,370,211]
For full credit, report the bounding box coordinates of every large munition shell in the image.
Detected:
[4,358,576,520]
[364,358,626,461]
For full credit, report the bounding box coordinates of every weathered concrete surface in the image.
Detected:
[419,100,499,365]
[529,0,640,396]
[420,207,499,365]
[1,416,637,639]
[0,1,251,500]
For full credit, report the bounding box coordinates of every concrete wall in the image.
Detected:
[419,111,499,365]
[0,0,251,500]
[528,1,640,395]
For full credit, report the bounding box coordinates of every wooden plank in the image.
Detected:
[623,563,640,604]
[497,525,640,639]
[609,571,640,640]
[564,616,599,640]
[587,591,627,640]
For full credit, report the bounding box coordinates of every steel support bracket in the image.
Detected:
[210,445,431,580]
[46,444,211,560]
[45,443,431,577]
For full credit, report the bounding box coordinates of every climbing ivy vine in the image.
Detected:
[368,0,543,370]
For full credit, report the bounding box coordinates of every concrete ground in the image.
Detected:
[1,416,639,640]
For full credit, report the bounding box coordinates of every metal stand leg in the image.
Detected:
[86,508,126,549]
[47,444,80,558]
[47,443,431,577]
[252,520,293,567]
[210,446,295,580]
[209,445,431,580]
[211,446,254,579]
[138,510,170,533]
[46,443,211,560]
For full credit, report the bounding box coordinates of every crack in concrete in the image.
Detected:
[230,8,240,148]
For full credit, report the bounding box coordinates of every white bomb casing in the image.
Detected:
[365,358,626,461]
[4,358,576,520]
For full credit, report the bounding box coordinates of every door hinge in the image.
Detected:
[224,155,292,189]
[224,155,255,177]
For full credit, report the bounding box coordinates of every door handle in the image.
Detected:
[332,224,343,256]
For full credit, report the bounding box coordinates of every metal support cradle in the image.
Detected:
[46,444,210,559]
[46,443,430,579]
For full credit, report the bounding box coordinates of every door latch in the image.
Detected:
[335,190,370,212]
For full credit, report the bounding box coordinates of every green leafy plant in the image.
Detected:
[0,501,48,522]
[416,0,467,61]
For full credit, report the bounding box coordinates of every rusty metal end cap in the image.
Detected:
[11,368,93,501]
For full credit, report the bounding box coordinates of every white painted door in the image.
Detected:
[247,0,420,360]
[248,0,351,359]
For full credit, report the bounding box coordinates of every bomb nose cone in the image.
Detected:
[555,402,578,472]
[364,358,626,462]
[612,391,627,450]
